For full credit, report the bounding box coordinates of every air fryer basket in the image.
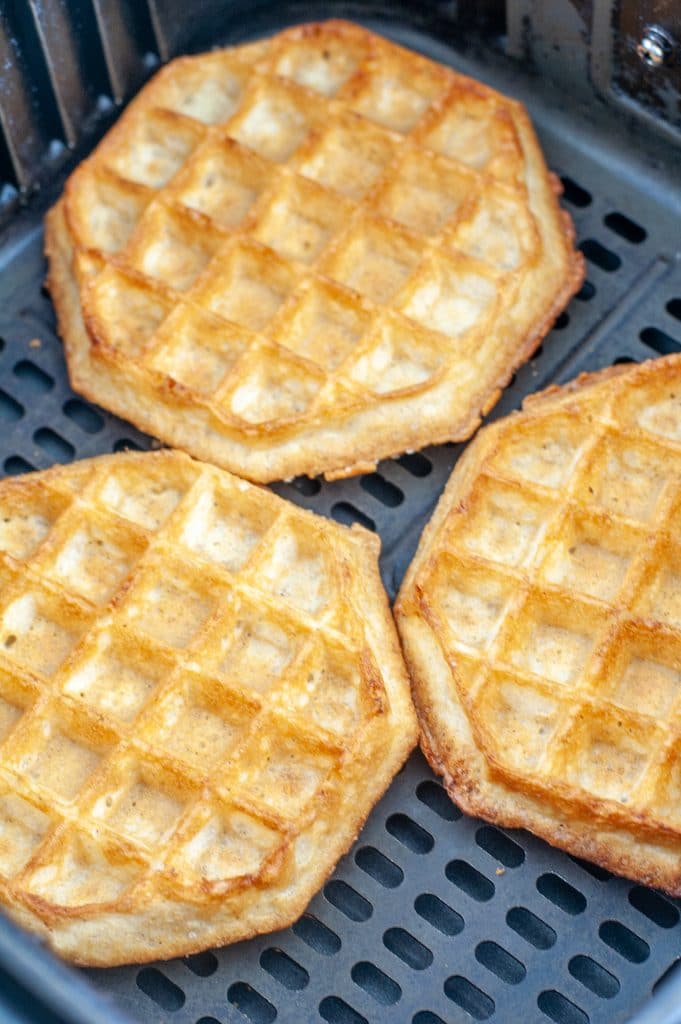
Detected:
[0,2,679,1022]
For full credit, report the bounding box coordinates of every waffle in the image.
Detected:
[0,450,416,965]
[396,354,681,894]
[45,20,583,483]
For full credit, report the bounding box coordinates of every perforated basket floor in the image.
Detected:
[0,8,680,1024]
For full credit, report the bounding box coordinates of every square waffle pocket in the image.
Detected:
[396,354,681,895]
[46,20,583,482]
[0,449,416,965]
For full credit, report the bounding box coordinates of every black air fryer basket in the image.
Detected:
[0,2,679,1022]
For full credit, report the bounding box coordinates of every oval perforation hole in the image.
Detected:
[184,951,218,977]
[63,398,104,433]
[506,906,556,950]
[476,940,526,985]
[136,968,185,1012]
[560,176,591,207]
[475,826,525,868]
[413,1014,446,1024]
[667,298,681,321]
[13,360,54,394]
[197,1018,221,1024]
[290,475,321,496]
[444,975,494,1020]
[227,982,276,1023]
[568,855,611,881]
[260,947,309,990]
[537,989,588,1024]
[324,880,372,922]
[351,961,401,1005]
[355,845,403,888]
[0,390,23,422]
[414,892,464,936]
[569,954,619,999]
[416,780,461,821]
[396,452,432,477]
[386,813,433,854]
[113,438,143,452]
[383,927,433,970]
[629,885,680,928]
[319,995,367,1024]
[33,427,74,463]
[640,326,681,355]
[293,913,341,956]
[446,859,495,902]
[536,873,586,915]
[553,312,569,330]
[360,473,404,507]
[4,455,34,476]
[598,919,649,963]
[579,238,621,272]
[575,280,596,301]
[604,211,647,244]
[331,502,376,532]
[653,957,681,994]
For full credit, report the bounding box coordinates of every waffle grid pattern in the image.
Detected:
[64,22,546,464]
[421,363,681,836]
[0,452,383,920]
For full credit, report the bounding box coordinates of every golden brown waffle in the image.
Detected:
[396,354,681,894]
[45,20,583,483]
[0,450,415,965]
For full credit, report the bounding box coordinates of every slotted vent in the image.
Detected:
[87,762,681,1024]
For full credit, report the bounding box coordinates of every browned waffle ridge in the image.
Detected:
[0,449,416,965]
[45,20,583,483]
[396,354,681,895]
